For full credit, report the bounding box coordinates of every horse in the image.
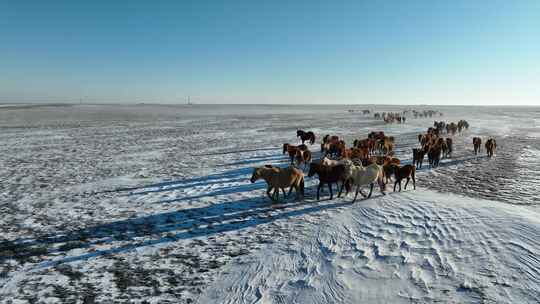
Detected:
[388,164,416,192]
[377,137,394,155]
[307,162,348,200]
[297,130,316,145]
[250,166,304,201]
[283,143,307,163]
[341,160,386,203]
[295,149,312,169]
[412,148,425,169]
[428,145,441,168]
[473,137,482,155]
[444,138,453,158]
[485,138,497,157]
[439,138,449,158]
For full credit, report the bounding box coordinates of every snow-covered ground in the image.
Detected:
[0,104,539,303]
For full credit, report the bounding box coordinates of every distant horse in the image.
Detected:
[485,138,497,157]
[283,143,307,164]
[444,138,453,158]
[307,163,348,200]
[473,137,482,155]
[295,149,312,169]
[388,164,416,192]
[342,160,386,202]
[250,166,304,201]
[428,145,441,168]
[297,130,316,145]
[412,148,425,169]
[368,131,385,140]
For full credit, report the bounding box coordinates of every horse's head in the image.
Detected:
[296,130,303,137]
[250,168,262,183]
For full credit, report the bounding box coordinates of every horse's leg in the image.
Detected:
[404,177,410,190]
[282,188,287,199]
[352,186,360,203]
[338,181,344,198]
[317,182,322,200]
[266,187,274,200]
[394,180,398,192]
[379,179,386,195]
[367,183,374,198]
[328,183,333,200]
[288,184,294,197]
[273,188,279,201]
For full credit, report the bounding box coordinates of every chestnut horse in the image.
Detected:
[389,164,416,192]
[297,130,316,145]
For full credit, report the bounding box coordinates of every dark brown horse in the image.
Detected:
[473,137,482,155]
[297,130,316,145]
[389,164,416,192]
[307,163,348,200]
[428,145,441,168]
[485,138,497,157]
[445,138,453,158]
[412,148,425,169]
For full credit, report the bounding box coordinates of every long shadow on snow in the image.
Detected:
[92,166,257,195]
[0,195,352,269]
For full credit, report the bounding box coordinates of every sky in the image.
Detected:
[1,1,539,105]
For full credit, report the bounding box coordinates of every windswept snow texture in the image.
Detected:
[1,104,539,303]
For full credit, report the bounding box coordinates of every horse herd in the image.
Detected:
[251,123,497,203]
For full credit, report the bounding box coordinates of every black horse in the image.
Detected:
[297,130,316,145]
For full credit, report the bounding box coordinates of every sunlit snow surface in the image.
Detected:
[0,104,539,303]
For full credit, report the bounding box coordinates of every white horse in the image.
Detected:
[342,160,386,202]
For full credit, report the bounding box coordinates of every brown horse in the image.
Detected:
[473,137,482,155]
[377,137,395,155]
[445,138,453,158]
[297,130,316,145]
[389,164,416,192]
[485,138,497,157]
[428,144,441,168]
[295,149,312,169]
[307,163,348,200]
[412,148,425,169]
[283,143,307,163]
[250,166,305,201]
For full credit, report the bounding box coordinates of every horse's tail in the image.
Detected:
[310,134,316,145]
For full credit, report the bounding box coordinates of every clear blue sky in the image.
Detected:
[1,1,539,105]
